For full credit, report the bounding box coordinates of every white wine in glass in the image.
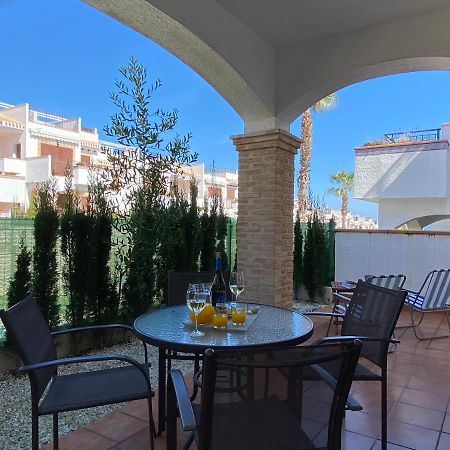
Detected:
[229,271,245,300]
[186,284,207,336]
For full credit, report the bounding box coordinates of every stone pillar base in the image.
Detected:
[232,129,302,309]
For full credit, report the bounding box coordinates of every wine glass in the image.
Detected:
[229,272,245,302]
[186,283,207,337]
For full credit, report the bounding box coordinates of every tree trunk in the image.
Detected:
[341,191,348,228]
[298,109,312,221]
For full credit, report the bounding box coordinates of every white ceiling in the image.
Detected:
[214,0,450,48]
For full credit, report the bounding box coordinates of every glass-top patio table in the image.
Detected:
[134,304,314,434]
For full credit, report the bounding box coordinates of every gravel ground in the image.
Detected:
[0,338,193,450]
[0,301,323,449]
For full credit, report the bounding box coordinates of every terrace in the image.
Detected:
[36,311,450,450]
[2,1,450,449]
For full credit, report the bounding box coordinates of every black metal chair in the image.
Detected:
[157,271,214,434]
[167,341,362,450]
[304,280,407,450]
[0,294,155,450]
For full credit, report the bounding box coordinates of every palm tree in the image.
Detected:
[298,94,337,220]
[327,170,354,228]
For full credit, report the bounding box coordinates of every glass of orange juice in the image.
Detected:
[213,305,228,329]
[231,303,246,325]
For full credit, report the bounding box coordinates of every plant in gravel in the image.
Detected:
[86,171,119,324]
[32,179,59,327]
[7,236,32,315]
[103,57,196,320]
[293,213,303,295]
[216,195,229,271]
[302,211,327,301]
[60,165,89,326]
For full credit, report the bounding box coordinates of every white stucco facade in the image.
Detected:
[354,127,450,229]
[0,101,238,217]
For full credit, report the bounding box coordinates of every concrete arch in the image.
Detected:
[87,1,450,131]
[399,215,450,230]
[278,4,450,123]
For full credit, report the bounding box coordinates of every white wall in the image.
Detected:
[335,230,450,291]
[26,156,51,183]
[0,158,26,176]
[354,142,449,200]
[0,176,26,203]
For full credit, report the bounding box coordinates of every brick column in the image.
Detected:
[231,129,302,309]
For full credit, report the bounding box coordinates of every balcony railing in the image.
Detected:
[384,128,441,143]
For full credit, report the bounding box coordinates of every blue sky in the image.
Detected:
[2,0,450,219]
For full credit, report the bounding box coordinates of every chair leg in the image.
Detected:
[53,413,59,450]
[411,308,450,340]
[190,354,201,401]
[381,371,387,450]
[147,397,155,450]
[31,408,39,450]
[182,432,195,450]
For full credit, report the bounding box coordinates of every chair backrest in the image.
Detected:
[419,269,450,309]
[197,342,361,450]
[341,281,406,368]
[0,294,57,400]
[167,271,214,306]
[367,274,406,291]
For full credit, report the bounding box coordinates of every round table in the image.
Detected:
[134,304,314,433]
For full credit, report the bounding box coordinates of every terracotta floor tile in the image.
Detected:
[40,427,116,450]
[344,411,381,438]
[437,432,450,450]
[341,431,375,450]
[442,414,450,433]
[399,388,449,412]
[389,402,445,431]
[371,440,414,450]
[385,420,440,450]
[115,427,152,450]
[85,410,148,443]
[119,399,152,422]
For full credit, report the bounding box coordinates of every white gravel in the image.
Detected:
[0,338,192,450]
[0,300,321,449]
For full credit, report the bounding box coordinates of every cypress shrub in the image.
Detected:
[325,218,336,286]
[216,201,229,271]
[32,181,59,328]
[293,215,303,294]
[302,212,327,300]
[86,176,119,324]
[7,236,32,308]
[184,180,201,271]
[200,204,212,271]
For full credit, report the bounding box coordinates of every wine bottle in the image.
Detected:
[211,252,227,306]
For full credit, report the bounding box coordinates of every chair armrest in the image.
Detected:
[51,323,133,336]
[320,335,400,344]
[51,324,149,363]
[302,312,345,319]
[19,353,152,392]
[169,369,197,431]
[333,292,352,303]
[402,288,419,296]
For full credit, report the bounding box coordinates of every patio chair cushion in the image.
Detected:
[39,363,152,414]
[193,396,316,450]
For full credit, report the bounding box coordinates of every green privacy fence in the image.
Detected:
[0,217,238,309]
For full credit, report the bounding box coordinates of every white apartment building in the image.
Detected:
[354,125,450,230]
[0,101,238,217]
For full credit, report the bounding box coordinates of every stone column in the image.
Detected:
[231,129,302,309]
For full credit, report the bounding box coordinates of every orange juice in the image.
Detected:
[189,303,214,324]
[213,312,228,328]
[231,307,246,325]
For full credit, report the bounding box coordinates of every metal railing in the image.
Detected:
[384,128,441,144]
